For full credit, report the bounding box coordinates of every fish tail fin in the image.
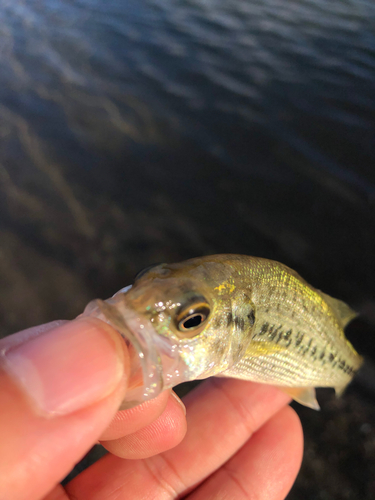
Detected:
[277,386,320,410]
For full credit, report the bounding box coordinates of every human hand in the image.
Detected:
[0,318,303,500]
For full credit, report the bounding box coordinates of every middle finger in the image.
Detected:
[66,379,291,499]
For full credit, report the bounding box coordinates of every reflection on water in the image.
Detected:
[1,0,375,498]
[1,0,375,335]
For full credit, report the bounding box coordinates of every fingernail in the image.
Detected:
[170,390,186,415]
[1,318,126,416]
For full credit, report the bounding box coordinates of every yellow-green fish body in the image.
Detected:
[83,254,363,409]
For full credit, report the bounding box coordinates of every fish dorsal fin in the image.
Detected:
[277,386,320,410]
[318,291,358,329]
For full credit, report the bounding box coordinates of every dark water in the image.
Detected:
[1,0,375,498]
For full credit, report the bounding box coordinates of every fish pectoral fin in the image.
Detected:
[243,340,286,357]
[318,291,358,329]
[277,386,320,410]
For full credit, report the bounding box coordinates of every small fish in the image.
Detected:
[83,254,363,410]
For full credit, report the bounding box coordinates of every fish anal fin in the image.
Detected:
[277,386,320,410]
[318,291,358,328]
[334,384,347,398]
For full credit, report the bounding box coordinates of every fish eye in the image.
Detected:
[176,300,210,335]
[134,263,164,281]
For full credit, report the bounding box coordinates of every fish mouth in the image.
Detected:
[80,288,191,409]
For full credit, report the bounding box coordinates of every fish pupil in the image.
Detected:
[182,313,205,329]
[176,300,210,335]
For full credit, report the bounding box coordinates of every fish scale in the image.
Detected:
[224,258,361,392]
[83,254,363,410]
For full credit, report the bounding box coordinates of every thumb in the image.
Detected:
[0,318,129,500]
